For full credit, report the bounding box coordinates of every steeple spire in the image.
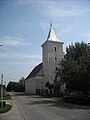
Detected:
[47,23,60,42]
[50,21,52,27]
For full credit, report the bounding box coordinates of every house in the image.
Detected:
[25,23,64,94]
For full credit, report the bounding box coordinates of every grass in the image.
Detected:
[0,93,12,114]
[3,93,11,100]
[0,104,12,114]
[0,93,11,100]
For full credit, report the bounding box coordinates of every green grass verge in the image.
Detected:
[0,104,12,114]
[3,94,11,100]
[0,93,11,100]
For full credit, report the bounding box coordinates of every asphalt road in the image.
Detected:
[10,92,90,120]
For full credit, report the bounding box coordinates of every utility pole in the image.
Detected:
[0,44,3,107]
[1,74,3,108]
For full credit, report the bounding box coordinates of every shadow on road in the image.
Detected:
[26,96,90,110]
[10,92,90,110]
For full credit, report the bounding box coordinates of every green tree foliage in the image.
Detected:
[7,81,19,92]
[57,42,90,92]
[18,77,25,92]
[45,81,54,95]
[7,77,25,92]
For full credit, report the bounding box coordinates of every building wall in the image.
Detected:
[25,76,44,94]
[36,67,43,76]
[42,41,64,85]
[36,76,44,91]
[25,68,44,94]
[25,77,36,94]
[35,68,44,90]
[25,40,64,94]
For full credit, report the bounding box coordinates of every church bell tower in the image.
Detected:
[41,23,64,86]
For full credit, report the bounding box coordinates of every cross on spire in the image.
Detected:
[50,21,52,27]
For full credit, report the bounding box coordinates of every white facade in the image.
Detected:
[42,24,63,86]
[25,24,64,94]
[25,63,44,94]
[42,41,63,85]
[25,77,36,94]
[25,76,44,94]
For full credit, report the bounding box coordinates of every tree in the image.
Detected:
[18,77,25,92]
[7,77,25,92]
[7,81,19,92]
[45,81,54,95]
[54,74,64,96]
[57,42,90,93]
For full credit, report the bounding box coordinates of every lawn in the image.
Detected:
[3,93,11,100]
[0,93,11,100]
[0,104,12,114]
[0,92,12,114]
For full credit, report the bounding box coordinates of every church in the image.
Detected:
[25,24,64,94]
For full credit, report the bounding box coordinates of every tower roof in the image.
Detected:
[47,23,60,42]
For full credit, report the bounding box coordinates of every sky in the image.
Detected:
[0,0,90,85]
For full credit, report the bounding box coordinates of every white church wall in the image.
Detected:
[42,41,64,86]
[36,76,44,90]
[25,24,64,94]
[25,76,44,94]
[25,79,28,93]
[25,77,36,94]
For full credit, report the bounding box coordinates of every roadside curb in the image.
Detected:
[0,99,24,120]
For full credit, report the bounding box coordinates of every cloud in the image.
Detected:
[40,22,48,30]
[41,1,90,18]
[0,50,41,72]
[0,50,41,59]
[0,36,29,47]
[61,26,72,34]
[17,0,34,5]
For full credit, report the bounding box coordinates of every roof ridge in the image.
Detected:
[25,63,43,79]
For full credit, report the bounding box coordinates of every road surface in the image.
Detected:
[10,92,90,120]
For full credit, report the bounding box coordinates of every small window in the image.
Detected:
[55,57,57,61]
[56,67,57,71]
[55,47,56,52]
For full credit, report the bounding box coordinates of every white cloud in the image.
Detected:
[61,26,72,34]
[41,1,90,18]
[17,0,34,5]
[0,50,42,72]
[0,50,41,59]
[40,22,49,30]
[16,0,90,18]
[0,36,29,47]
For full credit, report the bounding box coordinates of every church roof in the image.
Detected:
[25,63,43,79]
[47,23,60,42]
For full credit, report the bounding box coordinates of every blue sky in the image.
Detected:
[0,0,90,85]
